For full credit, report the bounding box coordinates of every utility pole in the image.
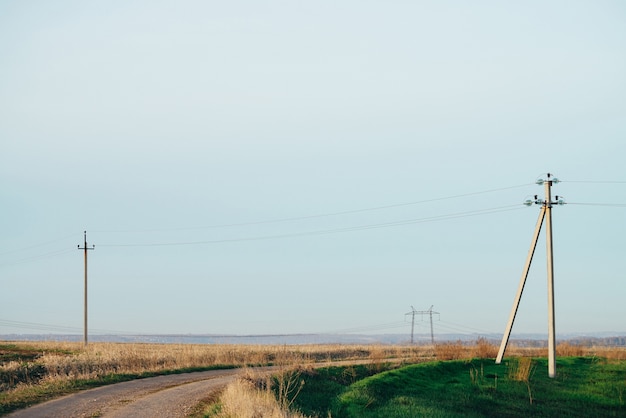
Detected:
[406,305,439,345]
[78,231,94,347]
[496,173,563,378]
[426,305,439,346]
[405,306,417,344]
[545,175,557,378]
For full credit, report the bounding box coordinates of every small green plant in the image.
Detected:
[469,363,484,387]
[342,366,358,384]
[273,368,305,411]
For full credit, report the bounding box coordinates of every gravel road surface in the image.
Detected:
[7,368,244,418]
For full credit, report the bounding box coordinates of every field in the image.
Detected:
[0,341,419,415]
[1,340,626,417]
[290,357,626,417]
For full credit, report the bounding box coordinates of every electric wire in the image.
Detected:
[7,181,621,261]
[324,321,411,334]
[0,184,533,262]
[3,180,624,338]
[98,204,525,248]
[91,183,533,233]
[0,248,76,267]
[433,322,478,335]
[0,318,142,335]
[437,320,495,335]
[561,180,626,184]
[0,319,81,333]
[0,317,411,337]
[566,203,626,207]
[0,204,524,264]
[0,232,80,256]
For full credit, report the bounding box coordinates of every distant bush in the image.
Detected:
[557,342,585,357]
[434,340,464,360]
[472,337,498,359]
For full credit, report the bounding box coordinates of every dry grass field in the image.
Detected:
[0,341,425,414]
[1,341,422,383]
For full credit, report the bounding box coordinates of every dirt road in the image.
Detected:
[6,368,245,418]
[6,359,388,417]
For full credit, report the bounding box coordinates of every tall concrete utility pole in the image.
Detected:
[78,231,94,347]
[496,173,563,378]
[545,175,557,378]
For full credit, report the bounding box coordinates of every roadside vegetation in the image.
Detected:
[199,340,626,418]
[2,340,626,417]
[330,357,626,417]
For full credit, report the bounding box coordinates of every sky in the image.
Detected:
[1,1,625,340]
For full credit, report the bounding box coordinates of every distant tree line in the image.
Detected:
[567,336,626,347]
[505,336,626,348]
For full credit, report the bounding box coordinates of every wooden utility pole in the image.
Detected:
[78,231,94,347]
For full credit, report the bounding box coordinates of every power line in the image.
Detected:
[1,181,623,256]
[91,183,533,234]
[0,248,75,267]
[0,184,534,263]
[325,321,410,334]
[0,202,527,265]
[0,232,79,257]
[561,180,626,184]
[437,320,494,335]
[566,202,626,207]
[0,318,139,335]
[434,322,472,334]
[0,318,82,333]
[98,204,524,248]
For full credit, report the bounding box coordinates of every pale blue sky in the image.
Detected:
[1,1,625,339]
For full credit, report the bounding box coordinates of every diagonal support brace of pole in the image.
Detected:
[495,207,545,364]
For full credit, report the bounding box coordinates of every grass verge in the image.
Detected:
[307,357,626,417]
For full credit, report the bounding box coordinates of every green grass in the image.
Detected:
[280,365,385,416]
[291,357,626,418]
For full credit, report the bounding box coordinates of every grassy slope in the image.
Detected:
[285,365,383,416]
[293,358,626,418]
